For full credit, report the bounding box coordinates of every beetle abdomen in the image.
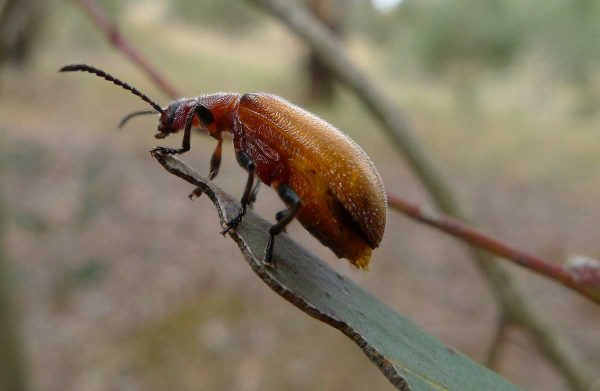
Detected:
[285,167,375,268]
[237,93,387,267]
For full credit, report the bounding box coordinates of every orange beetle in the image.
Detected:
[61,64,387,268]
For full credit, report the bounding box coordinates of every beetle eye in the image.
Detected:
[197,105,214,125]
[167,108,176,124]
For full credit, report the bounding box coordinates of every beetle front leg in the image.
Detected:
[152,104,208,156]
[151,109,194,156]
[264,184,302,268]
[221,151,255,235]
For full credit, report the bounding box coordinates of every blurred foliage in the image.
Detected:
[52,259,108,309]
[531,0,600,114]
[343,0,600,112]
[344,0,389,41]
[76,151,117,228]
[406,0,524,74]
[0,141,48,177]
[168,0,262,34]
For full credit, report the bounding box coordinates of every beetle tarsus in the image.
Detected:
[221,205,247,235]
[263,233,277,268]
[151,146,186,155]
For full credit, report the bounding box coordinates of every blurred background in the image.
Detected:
[1,0,599,390]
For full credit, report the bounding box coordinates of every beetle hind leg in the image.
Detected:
[264,184,302,268]
[221,151,255,235]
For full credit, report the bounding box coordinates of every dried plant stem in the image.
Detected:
[387,195,600,304]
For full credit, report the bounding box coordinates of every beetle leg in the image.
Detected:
[221,151,255,235]
[274,209,287,232]
[151,105,196,156]
[152,104,211,156]
[248,181,261,208]
[208,137,223,180]
[188,137,224,200]
[264,184,302,268]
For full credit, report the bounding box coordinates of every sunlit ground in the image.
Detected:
[1,4,599,391]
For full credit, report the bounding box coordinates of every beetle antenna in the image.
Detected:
[60,64,164,114]
[118,109,157,128]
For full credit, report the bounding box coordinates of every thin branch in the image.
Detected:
[74,0,181,99]
[387,195,600,304]
[246,1,595,390]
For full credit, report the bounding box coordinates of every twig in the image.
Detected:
[387,195,600,304]
[74,0,181,99]
[246,0,595,390]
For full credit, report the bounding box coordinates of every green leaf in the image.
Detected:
[152,152,519,391]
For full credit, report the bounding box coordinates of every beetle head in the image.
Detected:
[156,99,193,138]
[155,99,214,139]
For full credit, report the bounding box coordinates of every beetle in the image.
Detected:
[60,64,386,268]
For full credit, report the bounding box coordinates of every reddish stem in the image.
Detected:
[75,0,181,99]
[387,194,600,304]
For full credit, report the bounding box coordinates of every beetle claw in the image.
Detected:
[221,216,241,236]
[262,234,278,268]
[151,146,184,156]
[262,249,277,269]
[220,220,237,236]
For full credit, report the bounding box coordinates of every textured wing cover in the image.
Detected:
[238,94,386,264]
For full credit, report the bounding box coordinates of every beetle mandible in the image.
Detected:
[60,64,387,268]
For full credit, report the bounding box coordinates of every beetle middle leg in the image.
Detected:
[221,150,255,235]
[248,181,261,207]
[189,137,224,200]
[264,184,302,267]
